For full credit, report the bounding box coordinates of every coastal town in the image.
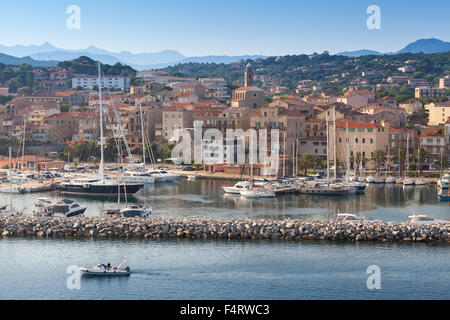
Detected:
[1,0,450,305]
[0,53,449,178]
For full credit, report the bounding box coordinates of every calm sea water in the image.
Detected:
[0,239,449,300]
[0,180,449,300]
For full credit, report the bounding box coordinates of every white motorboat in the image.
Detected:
[34,197,53,208]
[187,175,198,181]
[222,181,251,194]
[395,178,404,184]
[0,207,24,217]
[240,188,275,198]
[43,199,87,218]
[336,213,378,222]
[408,215,450,225]
[403,178,415,186]
[414,178,428,186]
[385,176,396,184]
[365,175,376,183]
[437,174,449,189]
[122,170,155,184]
[357,176,366,183]
[102,203,151,218]
[148,169,177,182]
[80,257,131,276]
[373,177,385,184]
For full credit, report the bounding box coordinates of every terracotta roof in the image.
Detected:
[335,119,383,129]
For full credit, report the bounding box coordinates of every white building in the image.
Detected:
[439,76,450,89]
[72,76,130,90]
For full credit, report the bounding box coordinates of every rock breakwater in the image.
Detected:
[1,216,449,242]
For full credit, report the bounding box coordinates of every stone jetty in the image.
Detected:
[0,216,449,242]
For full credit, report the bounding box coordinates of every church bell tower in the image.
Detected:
[244,63,254,87]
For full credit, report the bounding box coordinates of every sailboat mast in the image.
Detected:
[283,131,286,178]
[98,62,105,181]
[406,132,409,176]
[333,106,337,181]
[139,103,146,166]
[21,114,26,171]
[326,111,330,184]
[9,146,12,209]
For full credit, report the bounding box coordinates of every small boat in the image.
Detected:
[414,178,428,186]
[102,204,151,218]
[222,181,251,194]
[385,176,396,184]
[0,207,24,217]
[403,178,415,186]
[187,175,198,181]
[365,175,376,183]
[357,176,366,183]
[373,177,385,184]
[38,199,87,218]
[80,257,131,276]
[439,191,450,201]
[437,174,450,189]
[395,178,404,184]
[240,188,275,198]
[336,213,379,222]
[408,214,450,224]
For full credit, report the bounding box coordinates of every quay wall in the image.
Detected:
[1,216,449,242]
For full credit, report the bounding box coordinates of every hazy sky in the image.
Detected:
[0,0,449,56]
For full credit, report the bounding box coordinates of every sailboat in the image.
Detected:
[239,149,275,198]
[403,132,415,186]
[54,62,144,197]
[414,141,428,186]
[299,108,354,196]
[0,147,24,217]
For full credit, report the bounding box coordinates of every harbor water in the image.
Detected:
[1,179,448,222]
[0,180,449,300]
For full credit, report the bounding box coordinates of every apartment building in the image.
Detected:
[72,76,130,90]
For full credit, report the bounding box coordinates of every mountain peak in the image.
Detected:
[397,38,450,54]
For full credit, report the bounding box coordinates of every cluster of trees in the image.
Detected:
[0,63,35,93]
[58,56,136,79]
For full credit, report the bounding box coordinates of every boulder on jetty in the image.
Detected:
[0,216,449,242]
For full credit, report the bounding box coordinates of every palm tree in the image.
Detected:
[298,153,311,176]
[371,150,385,174]
[415,147,429,175]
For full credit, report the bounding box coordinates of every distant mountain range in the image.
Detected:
[0,53,57,67]
[0,42,265,70]
[336,38,450,57]
[0,38,449,69]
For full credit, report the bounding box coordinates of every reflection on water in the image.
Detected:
[0,179,448,222]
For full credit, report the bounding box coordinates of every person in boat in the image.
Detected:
[107,262,111,270]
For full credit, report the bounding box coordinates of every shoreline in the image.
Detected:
[1,216,449,243]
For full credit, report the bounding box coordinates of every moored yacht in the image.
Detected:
[102,203,152,218]
[403,178,415,186]
[408,214,450,224]
[34,198,86,218]
[122,170,155,185]
[240,188,275,198]
[385,176,396,184]
[222,181,251,194]
[437,174,450,189]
